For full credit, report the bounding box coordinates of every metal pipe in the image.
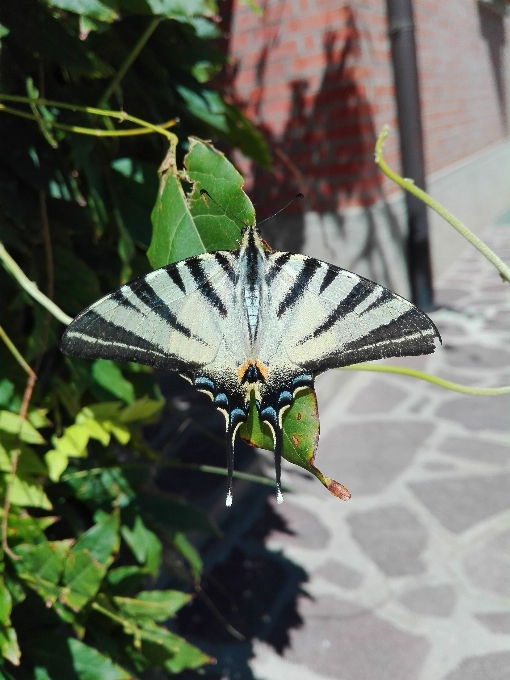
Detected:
[386,0,434,309]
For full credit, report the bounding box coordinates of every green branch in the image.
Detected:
[0,243,72,325]
[375,125,510,283]
[0,94,178,142]
[340,363,510,395]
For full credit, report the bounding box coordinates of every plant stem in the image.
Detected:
[0,242,72,325]
[375,125,510,283]
[0,96,178,141]
[340,363,510,395]
[98,17,163,108]
[2,372,37,561]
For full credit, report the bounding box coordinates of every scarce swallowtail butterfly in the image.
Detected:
[60,207,441,507]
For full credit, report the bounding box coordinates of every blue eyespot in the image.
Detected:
[214,393,228,407]
[195,376,215,390]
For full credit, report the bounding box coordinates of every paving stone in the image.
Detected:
[462,529,510,598]
[442,343,510,369]
[320,421,434,496]
[485,310,510,331]
[474,611,510,634]
[435,288,469,305]
[267,498,330,550]
[409,474,510,533]
[347,379,408,415]
[347,505,427,576]
[398,584,456,617]
[443,651,510,680]
[286,596,430,680]
[315,559,364,589]
[439,435,510,465]
[437,394,510,431]
[422,461,458,472]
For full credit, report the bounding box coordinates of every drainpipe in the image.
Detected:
[386,0,434,310]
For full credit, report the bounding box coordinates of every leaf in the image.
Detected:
[172,532,202,583]
[27,409,51,429]
[113,590,192,622]
[91,360,135,404]
[72,510,120,563]
[118,0,218,17]
[137,621,212,673]
[40,0,119,23]
[0,625,20,667]
[106,565,150,595]
[120,397,164,423]
[120,515,162,576]
[61,549,106,611]
[239,389,351,500]
[14,540,72,585]
[0,381,14,410]
[25,633,133,680]
[147,149,203,268]
[0,411,44,444]
[5,513,57,545]
[0,581,12,627]
[8,474,52,510]
[147,138,254,268]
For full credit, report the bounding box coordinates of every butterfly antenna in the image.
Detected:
[257,192,304,227]
[200,189,248,231]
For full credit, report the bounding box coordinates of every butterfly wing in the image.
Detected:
[60,252,239,377]
[263,252,440,375]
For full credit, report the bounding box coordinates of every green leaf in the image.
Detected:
[0,411,44,444]
[0,381,14,410]
[137,621,212,673]
[120,397,164,423]
[25,633,133,680]
[91,360,135,404]
[73,511,120,563]
[172,532,202,583]
[0,581,12,627]
[41,0,119,23]
[120,515,162,576]
[118,0,217,17]
[0,624,19,667]
[114,590,191,621]
[4,513,56,546]
[240,389,350,500]
[7,473,52,510]
[106,565,150,595]
[61,549,106,611]
[0,23,10,40]
[147,150,204,268]
[14,540,72,585]
[27,409,51,429]
[148,138,254,268]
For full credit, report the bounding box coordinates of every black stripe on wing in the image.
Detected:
[60,311,201,372]
[185,258,228,318]
[277,258,321,318]
[319,266,339,294]
[165,265,186,293]
[128,278,205,343]
[266,252,291,285]
[214,252,237,284]
[311,280,375,338]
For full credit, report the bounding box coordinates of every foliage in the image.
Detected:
[0,1,269,677]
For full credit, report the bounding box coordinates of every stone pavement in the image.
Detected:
[249,218,510,680]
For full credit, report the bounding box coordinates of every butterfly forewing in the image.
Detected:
[60,252,238,374]
[263,252,439,373]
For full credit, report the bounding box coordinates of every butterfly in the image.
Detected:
[60,200,441,506]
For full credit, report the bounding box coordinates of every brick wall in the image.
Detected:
[223,0,510,220]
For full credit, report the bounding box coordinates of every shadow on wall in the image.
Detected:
[477,1,508,133]
[224,4,407,292]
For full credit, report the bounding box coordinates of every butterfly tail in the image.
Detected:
[224,406,247,507]
[273,423,284,504]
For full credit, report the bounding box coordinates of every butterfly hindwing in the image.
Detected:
[60,252,239,374]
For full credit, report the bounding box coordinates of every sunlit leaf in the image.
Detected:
[91,360,135,404]
[113,590,192,621]
[240,389,350,500]
[0,411,44,444]
[0,624,20,667]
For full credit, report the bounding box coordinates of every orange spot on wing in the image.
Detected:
[254,360,268,381]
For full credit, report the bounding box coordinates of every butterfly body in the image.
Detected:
[61,222,440,505]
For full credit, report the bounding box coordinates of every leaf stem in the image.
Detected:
[0,242,72,325]
[340,363,510,395]
[98,17,163,108]
[375,126,510,283]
